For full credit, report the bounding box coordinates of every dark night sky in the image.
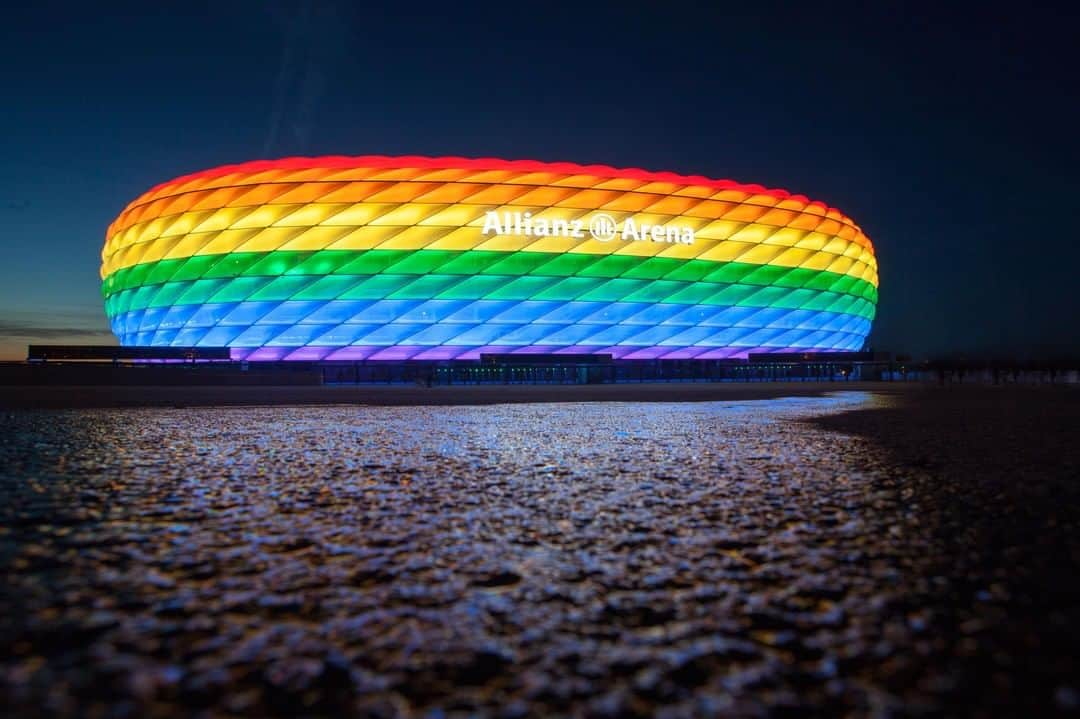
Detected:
[1,1,1077,359]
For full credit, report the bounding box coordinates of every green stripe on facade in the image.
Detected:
[103,249,879,304]
[103,272,877,321]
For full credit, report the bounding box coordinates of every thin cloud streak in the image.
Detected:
[0,311,113,342]
[0,322,114,341]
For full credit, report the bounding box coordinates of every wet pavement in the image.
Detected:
[1,387,1078,717]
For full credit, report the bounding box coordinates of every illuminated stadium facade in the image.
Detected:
[101,156,878,361]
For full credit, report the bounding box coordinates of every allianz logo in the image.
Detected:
[481,211,695,245]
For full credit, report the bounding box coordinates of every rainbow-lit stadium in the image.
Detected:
[101,156,878,361]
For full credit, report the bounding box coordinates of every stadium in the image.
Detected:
[100,156,878,361]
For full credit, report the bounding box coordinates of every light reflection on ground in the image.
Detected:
[3,390,1052,716]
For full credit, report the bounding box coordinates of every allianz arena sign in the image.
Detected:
[481,210,696,245]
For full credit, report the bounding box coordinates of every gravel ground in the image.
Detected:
[1,386,1078,717]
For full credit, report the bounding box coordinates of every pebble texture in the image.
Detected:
[1,388,1078,717]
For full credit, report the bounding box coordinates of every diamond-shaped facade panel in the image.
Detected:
[101,156,878,360]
